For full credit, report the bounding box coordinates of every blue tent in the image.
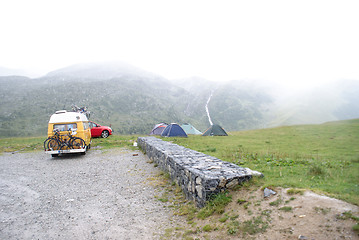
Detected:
[161,123,188,137]
[149,123,168,135]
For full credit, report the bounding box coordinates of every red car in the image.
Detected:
[89,121,113,138]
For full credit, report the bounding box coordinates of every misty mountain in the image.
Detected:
[46,61,163,81]
[0,62,358,137]
[333,80,359,120]
[267,80,359,127]
[209,80,273,130]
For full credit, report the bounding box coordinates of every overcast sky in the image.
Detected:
[1,0,358,88]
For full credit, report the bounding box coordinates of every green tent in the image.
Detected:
[181,123,202,135]
[202,124,228,136]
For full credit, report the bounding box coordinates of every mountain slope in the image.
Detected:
[0,75,191,136]
[46,61,162,80]
[0,62,358,137]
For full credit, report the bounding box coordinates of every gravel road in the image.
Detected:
[0,149,179,240]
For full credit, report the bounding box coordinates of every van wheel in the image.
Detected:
[101,130,109,138]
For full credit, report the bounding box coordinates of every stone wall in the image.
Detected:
[137,137,261,208]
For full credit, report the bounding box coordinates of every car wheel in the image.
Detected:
[101,130,109,138]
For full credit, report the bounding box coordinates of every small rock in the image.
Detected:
[244,167,264,177]
[226,179,238,189]
[298,235,308,240]
[264,188,276,198]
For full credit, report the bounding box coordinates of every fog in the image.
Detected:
[1,0,359,92]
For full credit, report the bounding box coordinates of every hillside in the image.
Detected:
[0,62,273,137]
[0,62,358,137]
[0,75,189,136]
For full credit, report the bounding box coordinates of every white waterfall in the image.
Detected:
[205,91,214,126]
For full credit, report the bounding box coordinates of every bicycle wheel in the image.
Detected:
[70,138,85,149]
[47,139,61,150]
[43,138,52,150]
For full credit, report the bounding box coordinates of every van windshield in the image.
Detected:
[53,123,77,132]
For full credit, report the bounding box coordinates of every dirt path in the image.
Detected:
[0,149,181,240]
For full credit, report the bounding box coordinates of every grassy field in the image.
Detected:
[0,135,138,153]
[1,119,358,205]
[165,119,359,205]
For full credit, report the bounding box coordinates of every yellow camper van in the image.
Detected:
[46,110,91,156]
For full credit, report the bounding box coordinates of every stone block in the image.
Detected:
[137,137,260,208]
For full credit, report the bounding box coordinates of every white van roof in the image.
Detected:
[49,110,89,123]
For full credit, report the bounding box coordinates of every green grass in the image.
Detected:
[90,135,139,149]
[286,188,305,195]
[269,199,282,206]
[279,206,293,212]
[202,224,213,232]
[164,119,359,205]
[0,135,138,153]
[0,136,45,153]
[197,192,232,219]
[336,211,359,233]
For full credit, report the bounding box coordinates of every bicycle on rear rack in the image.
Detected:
[44,129,86,152]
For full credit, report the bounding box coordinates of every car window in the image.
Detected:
[54,123,77,131]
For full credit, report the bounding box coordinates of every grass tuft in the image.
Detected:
[287,188,305,195]
[202,224,213,232]
[279,206,292,212]
[241,215,270,235]
[353,223,359,233]
[308,164,326,176]
[197,192,232,219]
[269,198,282,206]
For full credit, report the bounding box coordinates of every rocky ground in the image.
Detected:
[0,149,184,240]
[0,148,358,240]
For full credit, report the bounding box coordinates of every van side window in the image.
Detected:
[83,122,89,130]
[53,123,77,131]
